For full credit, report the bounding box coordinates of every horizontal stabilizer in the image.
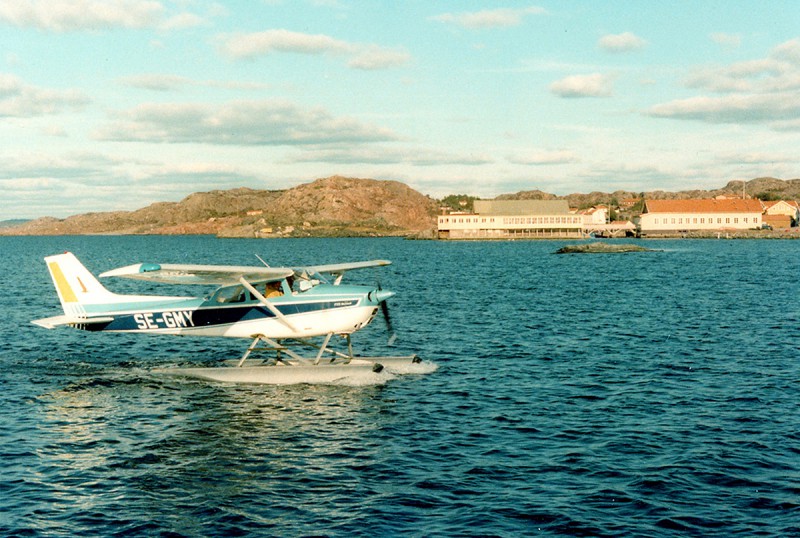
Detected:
[32,315,115,329]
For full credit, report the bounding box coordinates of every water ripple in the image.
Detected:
[2,237,799,536]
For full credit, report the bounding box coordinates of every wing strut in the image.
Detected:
[238,277,299,334]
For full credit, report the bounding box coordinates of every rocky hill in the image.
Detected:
[4,176,798,237]
[499,177,800,209]
[2,176,440,237]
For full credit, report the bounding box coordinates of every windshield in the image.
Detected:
[213,285,248,303]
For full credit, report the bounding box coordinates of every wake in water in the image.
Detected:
[382,360,438,376]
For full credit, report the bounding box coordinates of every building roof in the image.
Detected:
[580,206,608,215]
[762,200,800,210]
[644,199,763,214]
[474,199,570,215]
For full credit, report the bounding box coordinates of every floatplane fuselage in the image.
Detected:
[33,252,419,383]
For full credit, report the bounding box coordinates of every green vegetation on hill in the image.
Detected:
[438,195,479,212]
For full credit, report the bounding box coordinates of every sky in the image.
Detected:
[2,1,800,219]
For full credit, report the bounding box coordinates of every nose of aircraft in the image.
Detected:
[375,289,395,303]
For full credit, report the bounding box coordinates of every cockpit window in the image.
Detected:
[308,271,329,284]
[213,276,321,303]
[292,270,327,292]
[215,285,248,303]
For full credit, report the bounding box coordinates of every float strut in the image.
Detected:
[314,333,334,365]
[238,336,263,367]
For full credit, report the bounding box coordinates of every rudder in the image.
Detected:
[44,252,116,315]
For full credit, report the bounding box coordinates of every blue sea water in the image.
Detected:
[1,235,798,537]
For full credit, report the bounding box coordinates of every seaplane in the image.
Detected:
[32,252,421,384]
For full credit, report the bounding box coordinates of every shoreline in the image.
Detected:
[638,229,800,239]
[1,228,799,240]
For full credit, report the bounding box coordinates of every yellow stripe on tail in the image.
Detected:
[43,252,117,314]
[48,261,78,303]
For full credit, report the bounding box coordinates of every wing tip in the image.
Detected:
[99,263,142,279]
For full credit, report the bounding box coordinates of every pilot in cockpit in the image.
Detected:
[264,281,283,298]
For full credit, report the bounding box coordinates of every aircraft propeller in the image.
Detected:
[377,282,397,346]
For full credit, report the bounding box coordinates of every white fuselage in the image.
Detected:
[79,284,383,339]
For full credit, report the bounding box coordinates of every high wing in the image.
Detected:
[99,263,294,285]
[304,260,391,275]
[99,259,390,286]
[294,260,391,285]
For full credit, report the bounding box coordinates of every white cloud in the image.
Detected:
[140,162,261,189]
[771,118,800,131]
[0,0,206,32]
[0,73,89,117]
[0,152,277,218]
[0,73,21,96]
[290,146,493,166]
[0,152,122,181]
[94,99,398,146]
[120,74,190,91]
[348,47,411,70]
[41,125,68,137]
[159,12,206,31]
[684,59,786,93]
[219,29,352,58]
[598,32,646,53]
[715,151,798,165]
[0,0,163,31]
[711,33,741,48]
[549,73,614,98]
[119,74,273,92]
[648,93,800,124]
[508,150,579,165]
[772,38,800,64]
[217,29,410,70]
[650,38,800,128]
[431,7,546,29]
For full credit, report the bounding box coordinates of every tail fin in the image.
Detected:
[44,252,117,316]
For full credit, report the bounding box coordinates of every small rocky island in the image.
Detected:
[555,242,658,254]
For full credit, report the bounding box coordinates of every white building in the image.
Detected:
[762,200,799,228]
[438,200,584,239]
[637,199,763,236]
[580,206,609,226]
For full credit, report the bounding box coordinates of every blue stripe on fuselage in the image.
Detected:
[83,298,361,332]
